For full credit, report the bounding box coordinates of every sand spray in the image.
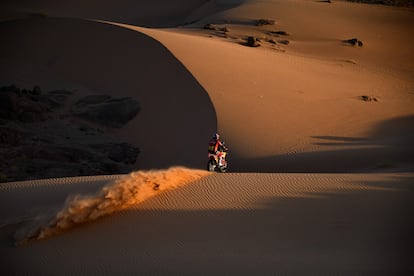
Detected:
[15,167,210,246]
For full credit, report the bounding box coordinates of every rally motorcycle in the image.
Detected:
[207,149,228,173]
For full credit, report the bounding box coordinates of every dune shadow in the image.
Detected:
[311,136,370,146]
[230,115,414,172]
[0,17,217,170]
[0,0,247,28]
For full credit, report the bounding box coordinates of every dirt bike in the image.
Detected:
[207,150,228,173]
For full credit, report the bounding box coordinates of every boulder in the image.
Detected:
[343,38,363,47]
[0,85,71,122]
[246,36,261,47]
[220,27,230,33]
[71,95,140,128]
[203,24,217,30]
[361,95,379,102]
[255,19,275,26]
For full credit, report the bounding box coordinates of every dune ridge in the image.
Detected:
[0,0,245,27]
[14,167,210,245]
[1,0,413,274]
[0,17,217,173]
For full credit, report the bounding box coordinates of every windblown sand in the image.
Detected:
[1,0,413,274]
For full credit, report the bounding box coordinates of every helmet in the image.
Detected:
[214,133,220,140]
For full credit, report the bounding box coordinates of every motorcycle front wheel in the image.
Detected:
[207,160,216,172]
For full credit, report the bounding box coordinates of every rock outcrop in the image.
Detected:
[0,85,141,183]
[71,95,140,128]
[0,85,72,122]
[255,19,275,26]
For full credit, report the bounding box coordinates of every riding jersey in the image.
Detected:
[208,138,226,154]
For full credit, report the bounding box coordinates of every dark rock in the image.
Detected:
[0,85,71,122]
[246,36,261,47]
[32,85,42,95]
[204,24,229,34]
[361,95,379,102]
[0,91,18,119]
[278,40,290,45]
[270,31,289,36]
[74,95,111,105]
[0,85,20,93]
[346,0,414,7]
[107,143,140,164]
[71,95,140,128]
[255,19,275,26]
[203,23,217,30]
[42,90,73,108]
[0,87,141,182]
[32,146,75,162]
[0,173,7,183]
[220,27,230,33]
[97,162,124,174]
[60,146,99,162]
[343,38,363,47]
[348,38,359,45]
[0,126,23,146]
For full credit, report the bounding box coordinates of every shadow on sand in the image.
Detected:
[230,115,414,172]
[0,17,217,170]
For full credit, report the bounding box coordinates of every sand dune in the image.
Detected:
[1,171,413,274]
[0,17,216,170]
[1,0,413,172]
[1,0,413,275]
[0,0,244,27]
[134,21,414,171]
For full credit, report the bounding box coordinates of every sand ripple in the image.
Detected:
[134,172,395,212]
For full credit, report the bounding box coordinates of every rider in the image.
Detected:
[208,133,228,166]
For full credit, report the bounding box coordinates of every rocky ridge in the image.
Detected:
[0,85,140,183]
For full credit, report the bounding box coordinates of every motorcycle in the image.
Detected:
[207,149,228,173]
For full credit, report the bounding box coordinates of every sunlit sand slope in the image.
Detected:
[1,172,413,274]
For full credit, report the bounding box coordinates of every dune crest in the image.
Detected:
[15,167,210,245]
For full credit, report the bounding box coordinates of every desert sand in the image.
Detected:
[0,0,413,275]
